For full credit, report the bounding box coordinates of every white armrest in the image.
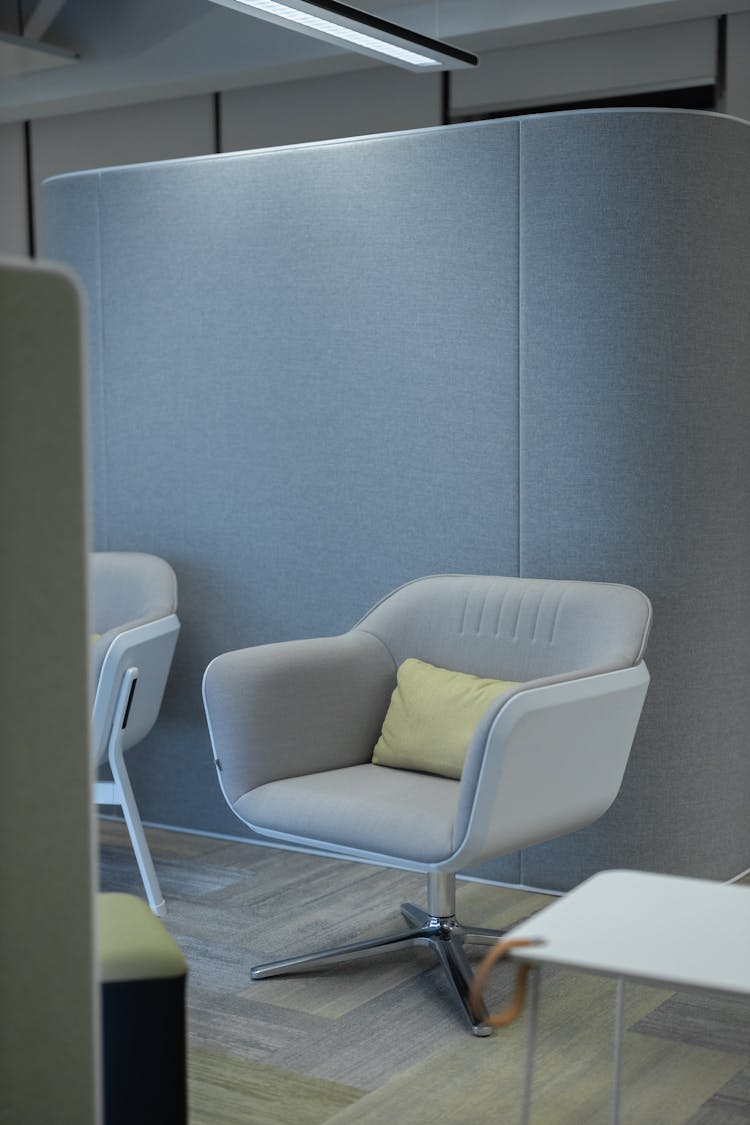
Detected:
[446,662,650,871]
[202,631,396,806]
[91,614,180,763]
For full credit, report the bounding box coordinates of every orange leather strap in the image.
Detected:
[469,938,541,1028]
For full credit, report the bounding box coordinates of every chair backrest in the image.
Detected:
[355,575,651,682]
[90,552,178,682]
[90,553,180,762]
[90,552,178,636]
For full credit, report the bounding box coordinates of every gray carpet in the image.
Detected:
[99,819,750,1124]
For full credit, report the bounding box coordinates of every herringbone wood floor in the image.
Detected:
[98,818,750,1124]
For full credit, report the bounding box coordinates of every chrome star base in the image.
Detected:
[250,873,506,1036]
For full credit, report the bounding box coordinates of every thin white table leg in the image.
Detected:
[611,977,625,1125]
[520,967,541,1125]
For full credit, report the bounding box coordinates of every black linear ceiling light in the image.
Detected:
[207,0,478,71]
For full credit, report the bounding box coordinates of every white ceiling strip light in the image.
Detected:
[208,0,478,71]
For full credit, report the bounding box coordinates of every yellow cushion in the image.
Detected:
[372,658,519,780]
[98,893,186,983]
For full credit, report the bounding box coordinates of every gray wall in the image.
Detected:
[0,123,28,255]
[0,259,97,1124]
[221,67,441,150]
[42,109,750,890]
[451,17,717,115]
[723,11,750,120]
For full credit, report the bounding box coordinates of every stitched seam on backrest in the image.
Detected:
[353,626,398,672]
[459,592,471,636]
[510,587,526,640]
[493,587,508,636]
[476,587,493,635]
[548,587,567,644]
[530,588,545,643]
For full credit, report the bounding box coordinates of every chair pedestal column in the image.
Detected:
[427,870,456,918]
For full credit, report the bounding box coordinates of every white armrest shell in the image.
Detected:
[446,662,650,872]
[91,610,174,685]
[91,613,180,763]
[202,631,397,807]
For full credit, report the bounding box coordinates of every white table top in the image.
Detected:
[506,869,750,997]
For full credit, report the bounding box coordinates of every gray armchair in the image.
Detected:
[203,574,651,1033]
[92,552,180,916]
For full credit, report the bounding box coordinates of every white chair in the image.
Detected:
[92,553,180,917]
[203,574,651,1033]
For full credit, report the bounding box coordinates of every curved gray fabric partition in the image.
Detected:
[41,109,750,890]
[518,111,750,887]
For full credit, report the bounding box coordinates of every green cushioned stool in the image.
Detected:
[99,893,187,1125]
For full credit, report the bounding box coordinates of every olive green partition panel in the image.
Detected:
[0,258,97,1124]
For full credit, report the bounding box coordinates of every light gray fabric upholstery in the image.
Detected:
[205,632,396,806]
[235,764,459,864]
[91,552,180,916]
[356,575,651,682]
[41,122,521,871]
[90,552,178,683]
[91,552,177,631]
[205,575,651,865]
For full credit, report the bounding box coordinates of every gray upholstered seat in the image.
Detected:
[203,574,651,1033]
[92,552,180,916]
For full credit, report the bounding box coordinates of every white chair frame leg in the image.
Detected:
[95,667,166,917]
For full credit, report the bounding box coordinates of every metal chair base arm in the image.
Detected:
[251,901,507,1036]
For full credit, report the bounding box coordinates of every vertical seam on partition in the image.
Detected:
[517,123,524,890]
[94,173,110,550]
[517,123,523,583]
